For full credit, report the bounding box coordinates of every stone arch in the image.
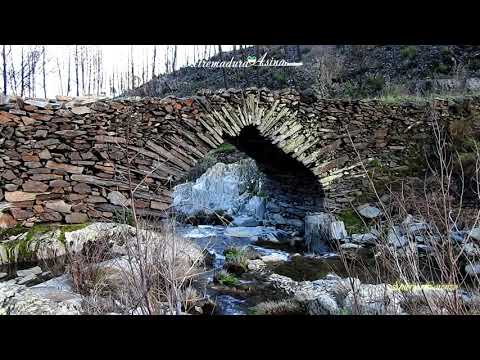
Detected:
[98,92,340,216]
[0,87,444,228]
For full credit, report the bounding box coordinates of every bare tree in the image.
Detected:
[42,46,47,98]
[97,49,102,95]
[67,48,71,96]
[111,68,116,97]
[218,45,228,89]
[172,45,177,72]
[81,46,85,95]
[165,45,170,74]
[56,57,63,95]
[75,45,79,96]
[2,45,7,95]
[296,45,302,62]
[152,45,157,79]
[20,47,25,97]
[88,47,92,95]
[142,56,145,85]
[130,46,135,89]
[30,50,36,97]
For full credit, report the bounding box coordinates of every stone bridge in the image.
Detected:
[0,87,472,227]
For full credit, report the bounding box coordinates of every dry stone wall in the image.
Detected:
[0,88,477,227]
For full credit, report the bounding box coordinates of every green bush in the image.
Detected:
[366,75,385,92]
[433,62,451,75]
[113,208,135,226]
[223,247,249,274]
[214,270,238,287]
[273,71,286,84]
[440,46,453,57]
[400,46,417,60]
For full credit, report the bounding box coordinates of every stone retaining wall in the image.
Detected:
[0,88,478,227]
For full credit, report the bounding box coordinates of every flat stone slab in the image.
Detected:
[232,215,259,227]
[357,204,381,219]
[183,227,217,238]
[17,266,42,277]
[224,226,277,238]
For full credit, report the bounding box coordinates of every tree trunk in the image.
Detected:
[56,57,63,95]
[31,51,36,97]
[21,47,25,97]
[2,45,7,95]
[87,49,92,95]
[75,45,79,96]
[42,46,47,98]
[97,49,101,95]
[218,45,228,89]
[165,46,170,74]
[81,46,85,95]
[67,48,71,96]
[9,46,17,95]
[296,45,302,61]
[130,46,135,89]
[172,45,177,72]
[111,69,115,97]
[152,45,156,78]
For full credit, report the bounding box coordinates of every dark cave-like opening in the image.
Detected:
[225,126,325,218]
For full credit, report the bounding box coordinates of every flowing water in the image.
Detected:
[176,224,355,315]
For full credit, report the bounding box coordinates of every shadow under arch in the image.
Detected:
[223,125,325,222]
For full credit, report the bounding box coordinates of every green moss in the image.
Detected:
[1,223,89,263]
[338,308,352,315]
[25,224,52,242]
[247,308,257,315]
[211,142,236,155]
[57,223,89,243]
[0,224,28,241]
[337,209,368,234]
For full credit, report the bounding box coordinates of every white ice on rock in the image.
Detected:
[173,159,266,220]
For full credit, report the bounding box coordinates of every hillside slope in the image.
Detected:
[128,45,480,99]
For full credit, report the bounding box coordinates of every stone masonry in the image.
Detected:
[0,88,477,227]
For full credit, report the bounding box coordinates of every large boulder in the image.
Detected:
[304,212,336,253]
[0,282,80,315]
[344,284,403,315]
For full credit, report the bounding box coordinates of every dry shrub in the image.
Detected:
[251,299,305,315]
[87,219,207,315]
[66,236,113,297]
[337,109,480,314]
[313,46,345,97]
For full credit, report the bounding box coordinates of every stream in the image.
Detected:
[177,224,344,315]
